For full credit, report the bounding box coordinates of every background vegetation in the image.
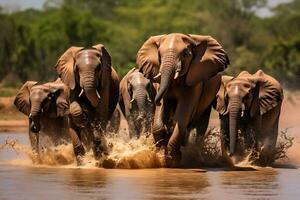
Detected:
[0,0,299,88]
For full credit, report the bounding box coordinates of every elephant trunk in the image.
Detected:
[155,51,176,105]
[29,102,41,133]
[82,72,100,107]
[229,97,242,156]
[134,87,148,116]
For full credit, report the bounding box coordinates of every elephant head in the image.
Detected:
[216,70,283,156]
[55,44,111,107]
[136,33,229,105]
[14,79,69,133]
[123,69,156,118]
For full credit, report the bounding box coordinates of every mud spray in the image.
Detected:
[0,126,295,169]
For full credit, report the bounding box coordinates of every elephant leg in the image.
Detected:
[167,99,195,167]
[28,130,39,153]
[127,115,139,139]
[219,114,229,157]
[194,106,212,143]
[28,123,39,163]
[257,105,281,166]
[69,126,86,166]
[90,119,109,160]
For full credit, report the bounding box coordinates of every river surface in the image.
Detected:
[1,131,300,200]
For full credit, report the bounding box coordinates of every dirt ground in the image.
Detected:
[0,91,299,133]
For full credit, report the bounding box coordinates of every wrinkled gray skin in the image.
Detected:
[14,79,70,158]
[119,68,156,138]
[215,70,283,166]
[55,45,120,164]
[136,33,229,167]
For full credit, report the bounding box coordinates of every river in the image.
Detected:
[1,130,300,200]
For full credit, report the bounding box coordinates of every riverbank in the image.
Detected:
[0,90,299,133]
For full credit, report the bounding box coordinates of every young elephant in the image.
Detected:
[215,70,283,165]
[14,79,70,156]
[55,44,120,164]
[119,68,156,138]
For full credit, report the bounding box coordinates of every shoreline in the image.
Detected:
[0,120,27,133]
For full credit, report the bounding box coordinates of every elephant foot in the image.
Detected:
[74,144,86,166]
[93,138,108,160]
[165,148,181,168]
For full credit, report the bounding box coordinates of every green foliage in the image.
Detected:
[264,36,300,88]
[0,0,299,88]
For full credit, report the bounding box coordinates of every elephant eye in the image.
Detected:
[183,49,191,57]
[243,83,250,88]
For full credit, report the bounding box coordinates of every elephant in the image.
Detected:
[14,78,70,158]
[55,44,120,164]
[136,33,229,167]
[119,68,156,138]
[214,70,283,166]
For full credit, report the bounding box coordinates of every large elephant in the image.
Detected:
[214,70,283,165]
[119,68,156,138]
[14,78,70,157]
[136,33,229,166]
[55,44,120,164]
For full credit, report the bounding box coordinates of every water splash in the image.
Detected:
[181,128,226,167]
[0,127,295,169]
[234,129,294,167]
[102,134,165,168]
[0,138,75,166]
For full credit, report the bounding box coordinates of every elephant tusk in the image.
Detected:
[241,104,245,117]
[153,73,161,81]
[96,90,101,99]
[174,71,180,80]
[146,93,152,103]
[29,113,32,119]
[79,89,84,97]
[130,98,135,103]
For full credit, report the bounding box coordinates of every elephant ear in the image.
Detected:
[251,70,283,116]
[55,46,83,90]
[136,35,166,79]
[215,75,234,115]
[92,44,112,68]
[186,35,230,86]
[120,68,136,111]
[14,81,38,116]
[93,44,112,90]
[47,80,69,117]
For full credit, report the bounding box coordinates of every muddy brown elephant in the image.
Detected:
[214,70,283,165]
[136,33,229,167]
[14,78,70,157]
[55,44,120,164]
[119,68,156,138]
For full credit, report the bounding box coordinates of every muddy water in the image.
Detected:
[1,130,300,200]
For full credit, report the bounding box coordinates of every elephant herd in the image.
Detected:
[14,33,283,167]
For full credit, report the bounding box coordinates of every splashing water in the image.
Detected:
[102,134,165,168]
[181,128,227,167]
[0,138,75,166]
[234,129,294,167]
[0,126,294,168]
